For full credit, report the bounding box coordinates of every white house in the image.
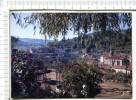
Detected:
[100,56,104,63]
[99,62,107,67]
[100,55,126,66]
[110,65,132,74]
[128,55,132,64]
[100,54,132,74]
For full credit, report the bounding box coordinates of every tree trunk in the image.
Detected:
[126,66,128,76]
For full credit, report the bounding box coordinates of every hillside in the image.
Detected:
[16,38,53,46]
[48,28,132,54]
[14,38,53,50]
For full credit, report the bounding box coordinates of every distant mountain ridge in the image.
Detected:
[17,38,53,46]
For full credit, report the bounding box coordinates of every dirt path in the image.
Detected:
[95,81,132,99]
[37,68,59,93]
[36,69,132,99]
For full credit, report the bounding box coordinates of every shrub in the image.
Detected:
[103,73,114,80]
[11,51,46,98]
[115,76,128,83]
[62,60,102,98]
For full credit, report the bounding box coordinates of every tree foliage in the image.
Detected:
[11,36,19,49]
[47,28,131,53]
[12,13,132,40]
[62,60,102,98]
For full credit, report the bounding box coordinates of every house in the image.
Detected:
[69,51,79,55]
[100,69,108,74]
[82,48,87,54]
[54,48,65,57]
[68,49,79,55]
[49,48,55,53]
[28,48,37,53]
[127,64,132,73]
[65,48,79,55]
[127,54,132,64]
[100,55,126,66]
[54,48,65,53]
[38,47,49,53]
[110,65,132,74]
[100,54,109,63]
[102,63,132,74]
[99,62,107,67]
[103,65,112,69]
[99,53,132,74]
[81,53,92,60]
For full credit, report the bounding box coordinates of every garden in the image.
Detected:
[11,51,103,98]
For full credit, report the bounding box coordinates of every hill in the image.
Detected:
[15,38,53,50]
[48,28,132,54]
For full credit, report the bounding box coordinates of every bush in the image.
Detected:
[11,51,46,98]
[110,69,116,73]
[115,76,128,83]
[103,73,114,80]
[103,72,131,83]
[62,60,102,98]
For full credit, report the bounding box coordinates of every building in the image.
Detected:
[38,47,49,53]
[110,64,132,74]
[100,55,126,66]
[100,69,108,74]
[99,62,107,67]
[68,49,79,55]
[128,64,132,73]
[81,53,92,60]
[128,54,132,64]
[28,48,37,53]
[69,51,79,55]
[82,48,87,54]
[99,51,132,74]
[54,48,65,57]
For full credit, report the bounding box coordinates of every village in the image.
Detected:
[11,13,132,98]
[11,46,132,98]
[24,46,132,75]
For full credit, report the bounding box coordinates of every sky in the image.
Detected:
[10,13,130,41]
[10,13,78,41]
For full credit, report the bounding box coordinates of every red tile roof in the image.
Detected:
[111,65,132,71]
[127,55,132,60]
[111,65,126,69]
[101,54,109,57]
[128,64,132,71]
[100,69,108,74]
[105,56,125,60]
[103,65,112,69]
[99,62,107,66]
[103,64,132,71]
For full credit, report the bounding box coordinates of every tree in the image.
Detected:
[62,60,102,98]
[124,56,130,76]
[12,13,131,49]
[11,36,19,49]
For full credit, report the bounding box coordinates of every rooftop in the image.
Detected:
[100,69,108,74]
[128,64,132,71]
[105,56,125,60]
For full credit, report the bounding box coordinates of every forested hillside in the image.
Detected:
[48,28,131,54]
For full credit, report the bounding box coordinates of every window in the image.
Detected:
[117,60,120,65]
